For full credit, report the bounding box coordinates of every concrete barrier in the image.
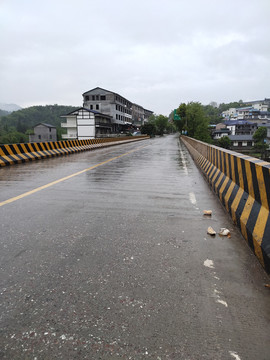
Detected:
[0,136,149,167]
[181,135,270,274]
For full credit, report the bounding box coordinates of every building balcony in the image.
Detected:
[61,123,76,128]
[62,133,77,140]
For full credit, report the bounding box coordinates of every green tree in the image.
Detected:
[141,122,156,137]
[0,131,28,144]
[167,121,176,134]
[253,127,268,159]
[175,103,187,132]
[202,104,223,124]
[0,104,78,144]
[155,115,168,136]
[185,102,212,143]
[218,101,243,113]
[218,136,231,149]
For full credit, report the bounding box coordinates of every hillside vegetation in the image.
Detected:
[0,105,78,144]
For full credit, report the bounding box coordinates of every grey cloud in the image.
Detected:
[0,0,269,115]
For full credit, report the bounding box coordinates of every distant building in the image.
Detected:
[225,120,257,136]
[212,128,230,140]
[215,123,226,130]
[132,103,145,127]
[82,87,153,133]
[221,108,238,120]
[61,108,112,140]
[221,100,270,122]
[228,135,255,151]
[243,98,270,109]
[29,123,57,142]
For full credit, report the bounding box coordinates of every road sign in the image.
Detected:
[174,109,181,121]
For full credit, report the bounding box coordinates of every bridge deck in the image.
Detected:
[0,135,269,359]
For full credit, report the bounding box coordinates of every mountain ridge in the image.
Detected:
[0,103,22,112]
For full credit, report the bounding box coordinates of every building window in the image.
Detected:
[92,95,95,100]
[85,95,89,101]
[38,135,41,139]
[90,105,93,110]
[101,95,106,100]
[96,104,99,110]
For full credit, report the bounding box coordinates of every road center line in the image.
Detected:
[0,144,149,207]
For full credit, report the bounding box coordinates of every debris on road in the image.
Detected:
[207,226,216,236]
[264,284,270,288]
[219,228,230,236]
[204,210,212,216]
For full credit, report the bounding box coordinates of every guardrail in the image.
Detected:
[181,135,270,274]
[0,136,149,167]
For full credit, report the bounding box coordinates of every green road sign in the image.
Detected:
[174,109,181,121]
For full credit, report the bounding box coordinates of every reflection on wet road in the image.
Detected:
[0,134,269,359]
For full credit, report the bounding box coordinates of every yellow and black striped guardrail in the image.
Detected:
[0,136,149,167]
[181,135,270,274]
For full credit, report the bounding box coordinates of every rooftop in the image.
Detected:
[229,135,254,141]
[224,120,255,126]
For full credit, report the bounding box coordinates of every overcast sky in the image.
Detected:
[1,0,269,115]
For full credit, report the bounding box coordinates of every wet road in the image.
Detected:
[0,134,269,360]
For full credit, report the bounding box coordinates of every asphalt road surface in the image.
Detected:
[0,134,269,360]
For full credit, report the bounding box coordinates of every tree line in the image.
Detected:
[0,105,78,144]
[140,100,248,141]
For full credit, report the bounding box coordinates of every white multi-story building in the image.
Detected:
[252,103,268,112]
[61,87,154,139]
[222,106,270,123]
[221,108,238,120]
[61,107,112,140]
[82,87,153,133]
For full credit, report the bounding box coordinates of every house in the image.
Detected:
[221,99,270,121]
[29,123,57,142]
[215,123,227,130]
[228,135,254,151]
[212,128,230,140]
[225,120,257,136]
[237,106,254,120]
[61,108,112,140]
[221,108,238,120]
[82,87,153,133]
[243,98,270,111]
[132,103,145,127]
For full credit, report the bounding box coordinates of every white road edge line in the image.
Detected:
[179,146,188,175]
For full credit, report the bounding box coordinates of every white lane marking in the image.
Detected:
[179,147,188,175]
[189,192,197,205]
[229,351,241,360]
[204,259,214,269]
